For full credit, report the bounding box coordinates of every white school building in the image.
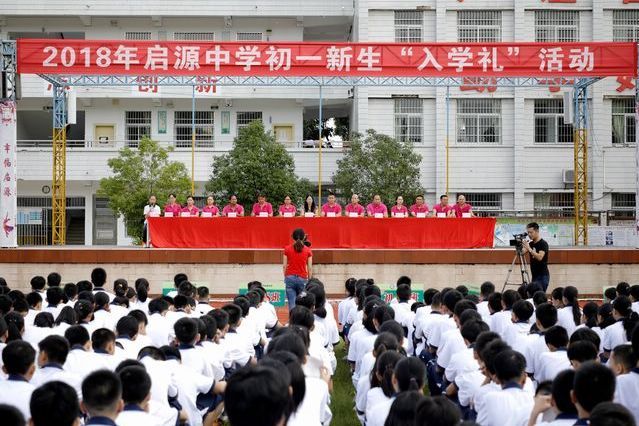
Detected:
[0,0,636,245]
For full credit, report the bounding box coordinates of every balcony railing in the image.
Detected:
[17,139,351,150]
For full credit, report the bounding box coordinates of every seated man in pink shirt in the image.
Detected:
[345,194,365,217]
[409,195,430,218]
[201,195,220,217]
[164,193,182,217]
[452,194,475,218]
[432,194,454,218]
[278,196,297,217]
[251,193,273,217]
[180,196,199,216]
[321,193,342,217]
[391,196,409,218]
[222,195,245,217]
[366,195,388,218]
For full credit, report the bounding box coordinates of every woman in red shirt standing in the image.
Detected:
[283,228,312,309]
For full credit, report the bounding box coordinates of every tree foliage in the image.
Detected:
[98,137,191,242]
[206,121,312,208]
[332,129,424,204]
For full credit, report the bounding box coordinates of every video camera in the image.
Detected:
[509,232,529,248]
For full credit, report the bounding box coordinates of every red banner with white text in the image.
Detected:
[17,39,638,77]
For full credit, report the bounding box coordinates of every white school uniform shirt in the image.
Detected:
[353,350,376,389]
[366,396,394,426]
[42,304,63,318]
[257,301,278,329]
[428,315,456,349]
[491,310,513,338]
[602,320,629,352]
[445,346,478,383]
[365,387,391,424]
[318,302,340,346]
[308,329,334,377]
[476,383,534,426]
[557,307,579,337]
[0,375,35,421]
[116,336,143,360]
[164,358,213,426]
[287,377,332,426]
[110,304,129,327]
[24,308,39,326]
[437,328,466,369]
[195,301,213,316]
[223,330,254,369]
[535,414,580,425]
[179,344,214,378]
[455,369,485,408]
[523,333,549,376]
[536,349,572,383]
[52,323,71,337]
[503,321,533,348]
[632,301,639,314]
[117,405,164,426]
[139,357,179,426]
[355,372,371,415]
[614,369,639,424]
[165,309,189,334]
[350,329,377,367]
[144,204,161,223]
[64,346,103,379]
[392,301,413,330]
[93,288,116,303]
[22,326,53,351]
[30,363,83,399]
[147,313,172,347]
[338,297,356,325]
[237,314,262,347]
[92,309,115,330]
[199,341,226,381]
[477,301,491,323]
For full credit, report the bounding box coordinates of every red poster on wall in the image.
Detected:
[16,40,638,78]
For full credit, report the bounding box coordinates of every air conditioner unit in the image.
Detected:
[562,169,574,186]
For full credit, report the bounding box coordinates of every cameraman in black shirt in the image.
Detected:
[522,222,550,292]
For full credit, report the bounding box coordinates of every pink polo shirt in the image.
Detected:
[252,202,273,216]
[222,204,244,216]
[366,203,388,217]
[433,204,452,216]
[345,203,365,216]
[202,205,220,216]
[164,203,182,216]
[452,203,473,218]
[410,203,430,216]
[180,206,199,216]
[321,203,342,216]
[278,204,297,216]
[391,205,409,217]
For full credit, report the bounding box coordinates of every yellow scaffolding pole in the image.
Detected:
[573,86,588,246]
[52,126,67,245]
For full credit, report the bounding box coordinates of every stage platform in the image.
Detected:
[1,247,638,297]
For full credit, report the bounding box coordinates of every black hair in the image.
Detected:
[394,356,426,393]
[551,369,577,415]
[461,320,490,345]
[385,391,424,426]
[209,308,230,331]
[545,325,569,349]
[563,286,581,327]
[629,284,639,302]
[414,395,461,426]
[137,346,165,361]
[344,278,357,297]
[65,325,90,347]
[517,284,528,300]
[456,285,469,297]
[7,290,25,302]
[480,282,495,298]
[92,328,116,351]
[118,366,151,405]
[232,296,250,317]
[532,291,548,307]
[34,312,55,328]
[453,300,477,319]
[535,303,558,329]
[94,292,110,310]
[526,283,542,299]
[551,287,564,303]
[38,335,70,364]
[26,291,43,308]
[582,301,599,328]
[148,297,169,315]
[493,349,526,383]
[2,340,35,375]
[30,381,80,426]
[378,320,406,344]
[77,280,93,293]
[567,341,598,364]
[225,365,290,426]
[373,304,396,328]
[590,402,636,426]
[396,284,412,302]
[128,310,148,327]
[569,327,601,351]
[613,296,639,340]
[0,295,13,316]
[574,362,616,412]
[303,194,317,213]
[262,351,306,414]
[480,339,511,376]
[111,296,129,309]
[373,332,400,356]
[173,273,188,289]
[63,283,78,301]
[598,303,616,329]
[90,268,107,287]
[197,286,210,299]
[412,302,425,313]
[611,344,637,372]
[115,316,139,339]
[178,281,196,298]
[442,290,463,314]
[292,228,306,253]
[30,275,46,291]
[295,292,316,311]
[12,299,28,314]
[423,289,438,305]
[487,292,502,313]
[48,284,65,304]
[604,287,617,302]
[47,272,62,287]
[222,303,243,328]
[174,317,198,344]
[77,291,95,305]
[200,315,218,341]
[159,345,181,361]
[616,282,631,297]
[502,290,521,310]
[512,300,534,323]
[4,311,24,342]
[527,222,539,231]
[134,279,149,303]
[372,350,404,396]
[81,370,123,415]
[306,283,328,319]
[173,295,188,310]
[289,306,314,330]
[74,299,94,322]
[268,332,307,363]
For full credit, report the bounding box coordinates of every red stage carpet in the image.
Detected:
[147,217,496,249]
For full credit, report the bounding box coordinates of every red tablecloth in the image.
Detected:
[148,217,496,249]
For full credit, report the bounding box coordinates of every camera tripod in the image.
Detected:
[502,246,531,292]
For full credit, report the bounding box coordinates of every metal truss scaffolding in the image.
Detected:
[573,84,589,246]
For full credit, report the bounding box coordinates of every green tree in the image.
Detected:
[206,121,311,208]
[98,137,191,242]
[332,129,424,204]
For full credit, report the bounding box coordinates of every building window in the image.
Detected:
[236,32,263,41]
[174,32,215,41]
[535,10,579,42]
[457,10,502,42]
[456,99,501,144]
[613,10,639,41]
[534,193,574,210]
[174,111,215,148]
[612,98,636,145]
[125,111,151,148]
[394,10,423,42]
[125,32,152,40]
[534,99,573,144]
[612,193,636,209]
[394,98,423,144]
[236,111,263,130]
[461,193,502,210]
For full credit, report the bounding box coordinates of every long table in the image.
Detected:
[147,217,496,249]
